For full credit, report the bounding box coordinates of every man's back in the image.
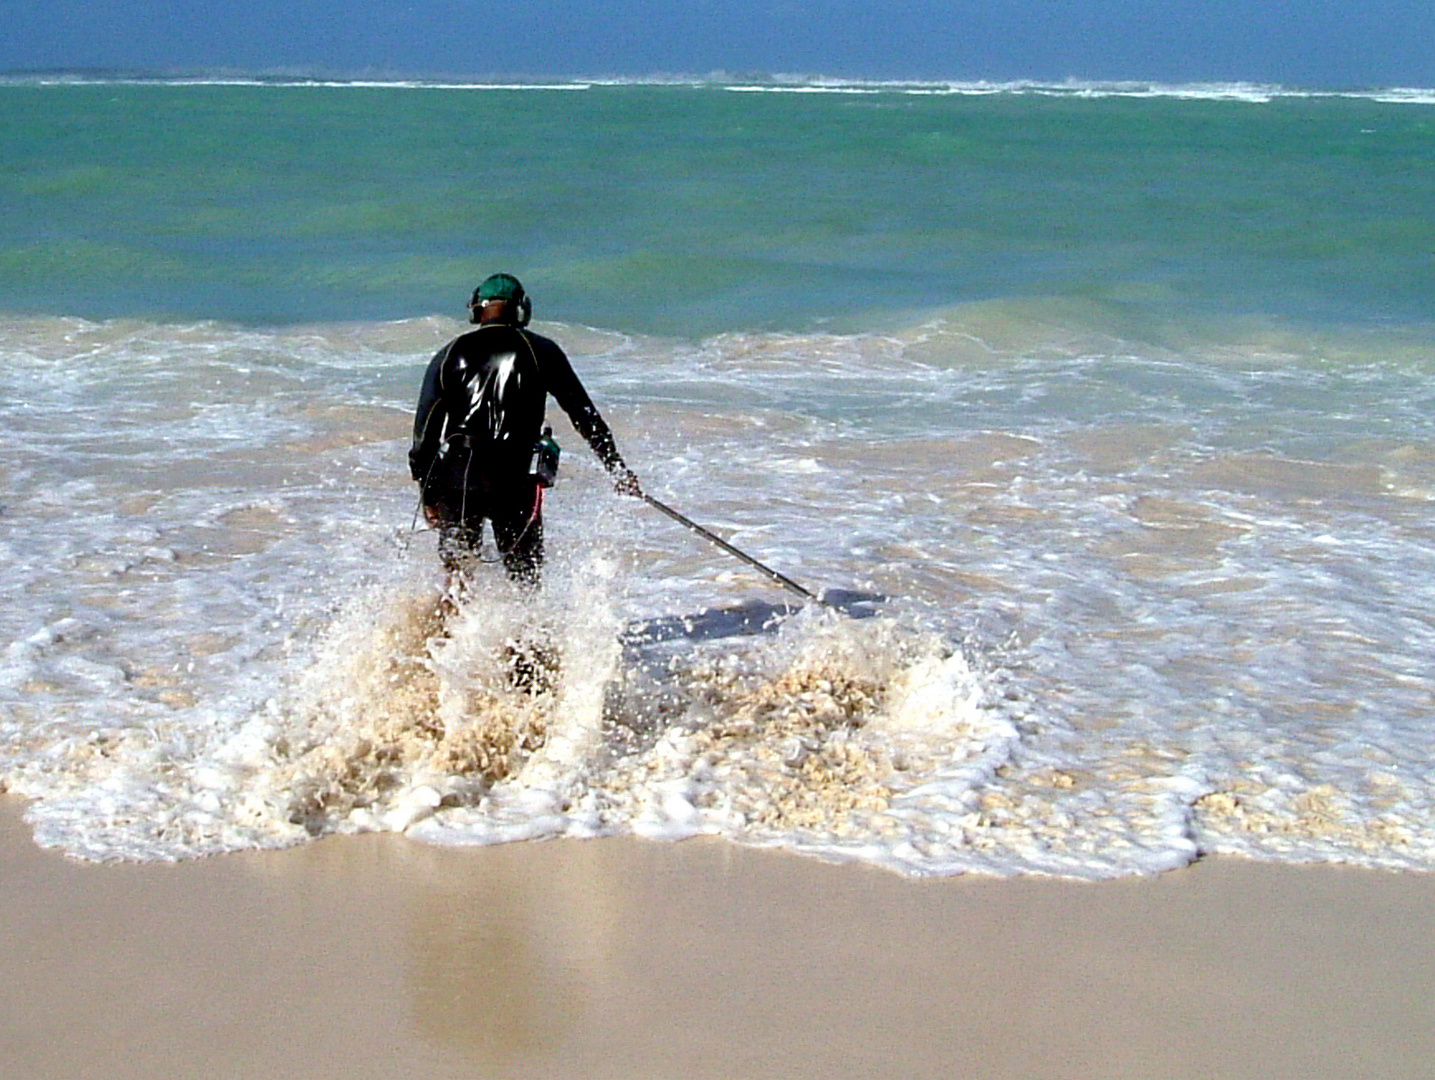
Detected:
[442,323,549,467]
[411,323,556,485]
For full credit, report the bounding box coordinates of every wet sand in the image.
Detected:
[4,794,1434,1080]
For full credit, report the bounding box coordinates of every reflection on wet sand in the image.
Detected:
[234,828,623,1070]
[402,867,606,1062]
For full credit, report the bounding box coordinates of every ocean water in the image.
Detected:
[3,78,1435,876]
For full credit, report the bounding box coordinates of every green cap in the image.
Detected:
[474,273,525,303]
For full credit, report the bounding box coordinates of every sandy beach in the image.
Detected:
[4,795,1434,1079]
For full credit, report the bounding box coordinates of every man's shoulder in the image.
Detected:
[450,325,499,348]
[449,323,557,348]
[443,324,567,366]
[519,327,564,354]
[439,324,512,360]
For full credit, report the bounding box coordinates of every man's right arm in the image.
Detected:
[534,335,640,493]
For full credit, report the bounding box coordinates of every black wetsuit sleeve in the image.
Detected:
[409,344,451,482]
[529,333,627,474]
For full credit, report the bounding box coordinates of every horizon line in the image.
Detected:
[3,67,1433,100]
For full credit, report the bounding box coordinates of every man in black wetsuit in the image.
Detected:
[409,273,640,589]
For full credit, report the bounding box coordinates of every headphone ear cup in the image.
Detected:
[519,295,533,327]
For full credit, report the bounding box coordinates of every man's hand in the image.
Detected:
[612,467,643,498]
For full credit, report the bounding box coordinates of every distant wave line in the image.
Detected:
[2,71,1433,104]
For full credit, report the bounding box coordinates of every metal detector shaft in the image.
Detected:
[640,493,820,604]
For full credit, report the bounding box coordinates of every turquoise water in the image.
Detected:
[4,80,1435,874]
[5,81,1434,334]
